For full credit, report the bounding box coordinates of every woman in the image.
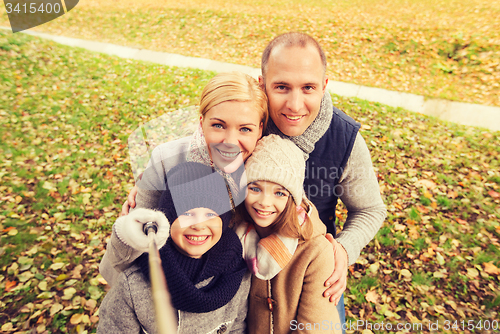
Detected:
[100,71,268,287]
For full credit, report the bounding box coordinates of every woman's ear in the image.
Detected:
[258,122,263,139]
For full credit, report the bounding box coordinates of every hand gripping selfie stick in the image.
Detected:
[143,221,178,333]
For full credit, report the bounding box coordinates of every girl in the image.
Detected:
[98,162,250,334]
[235,135,342,334]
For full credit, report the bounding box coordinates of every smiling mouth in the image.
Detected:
[186,235,209,241]
[284,114,304,121]
[216,148,241,159]
[254,208,275,217]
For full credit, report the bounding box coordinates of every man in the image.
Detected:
[122,32,386,329]
[258,32,386,328]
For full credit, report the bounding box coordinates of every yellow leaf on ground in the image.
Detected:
[50,303,64,316]
[49,262,65,271]
[433,305,446,314]
[414,179,436,189]
[62,287,77,300]
[1,323,13,331]
[8,228,18,236]
[394,223,406,231]
[38,281,48,291]
[97,276,108,285]
[400,269,412,278]
[365,290,380,304]
[466,268,479,279]
[70,313,84,325]
[484,262,500,275]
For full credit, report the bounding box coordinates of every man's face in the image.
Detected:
[260,44,328,137]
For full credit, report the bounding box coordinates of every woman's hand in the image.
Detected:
[323,233,348,305]
[120,185,138,216]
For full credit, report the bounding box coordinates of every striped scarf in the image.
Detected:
[234,206,307,280]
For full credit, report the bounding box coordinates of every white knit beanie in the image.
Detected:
[244,135,305,205]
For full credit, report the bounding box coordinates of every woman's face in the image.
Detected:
[201,101,263,173]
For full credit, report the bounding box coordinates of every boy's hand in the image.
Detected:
[115,208,170,252]
[120,185,139,216]
[323,233,348,305]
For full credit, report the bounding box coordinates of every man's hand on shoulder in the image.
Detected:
[323,233,348,305]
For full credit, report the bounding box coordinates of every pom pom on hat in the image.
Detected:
[244,135,305,205]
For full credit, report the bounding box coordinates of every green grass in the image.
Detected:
[1,0,499,107]
[1,29,500,333]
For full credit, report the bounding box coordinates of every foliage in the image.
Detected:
[1,0,499,106]
[0,31,212,333]
[1,29,499,333]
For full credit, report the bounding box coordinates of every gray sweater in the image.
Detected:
[97,264,251,334]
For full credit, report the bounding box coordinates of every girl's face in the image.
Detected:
[244,181,290,232]
[170,207,222,258]
[201,101,263,173]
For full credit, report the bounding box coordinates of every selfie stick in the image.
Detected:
[143,221,178,333]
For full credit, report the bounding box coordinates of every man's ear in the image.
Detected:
[258,75,265,89]
[322,77,329,95]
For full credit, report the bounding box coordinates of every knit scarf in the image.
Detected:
[139,229,247,313]
[265,93,333,160]
[186,123,244,208]
[234,206,307,280]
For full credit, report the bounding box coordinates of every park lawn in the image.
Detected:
[1,0,499,107]
[1,30,499,333]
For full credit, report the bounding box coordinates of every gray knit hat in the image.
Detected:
[244,135,305,205]
[159,162,233,229]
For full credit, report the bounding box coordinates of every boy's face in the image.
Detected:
[170,207,223,258]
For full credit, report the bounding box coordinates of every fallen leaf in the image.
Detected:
[1,323,13,331]
[365,290,380,303]
[49,262,65,271]
[488,190,500,198]
[62,287,77,300]
[50,303,64,316]
[436,252,445,266]
[5,280,17,292]
[414,179,436,189]
[394,223,406,231]
[70,313,84,325]
[400,269,412,278]
[38,281,48,291]
[368,262,380,274]
[8,228,18,236]
[466,268,479,279]
[483,262,500,275]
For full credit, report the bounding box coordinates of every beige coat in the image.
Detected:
[247,206,342,334]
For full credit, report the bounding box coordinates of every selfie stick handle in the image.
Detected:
[144,222,178,333]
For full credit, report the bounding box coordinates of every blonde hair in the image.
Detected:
[199,72,268,131]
